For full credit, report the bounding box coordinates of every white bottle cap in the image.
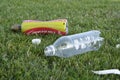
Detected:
[32,38,41,45]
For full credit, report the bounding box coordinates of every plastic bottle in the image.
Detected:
[44,30,104,57]
[11,19,68,35]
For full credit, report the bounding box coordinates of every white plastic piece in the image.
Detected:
[92,69,120,75]
[116,44,120,48]
[32,38,41,45]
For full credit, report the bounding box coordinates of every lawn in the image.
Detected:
[0,0,120,79]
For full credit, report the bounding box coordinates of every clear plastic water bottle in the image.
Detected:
[44,30,104,57]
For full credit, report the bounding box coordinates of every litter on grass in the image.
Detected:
[32,38,41,45]
[11,19,68,35]
[116,44,120,48]
[44,30,104,57]
[92,69,120,75]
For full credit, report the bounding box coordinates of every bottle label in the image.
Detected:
[21,19,68,35]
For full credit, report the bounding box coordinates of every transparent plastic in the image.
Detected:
[44,30,104,57]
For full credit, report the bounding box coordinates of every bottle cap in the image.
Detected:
[11,24,21,32]
[32,38,41,45]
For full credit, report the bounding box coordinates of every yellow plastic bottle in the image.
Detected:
[11,19,68,35]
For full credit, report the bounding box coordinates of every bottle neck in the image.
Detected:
[44,45,56,56]
[11,24,21,32]
[18,25,21,31]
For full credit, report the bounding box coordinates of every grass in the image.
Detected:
[0,0,120,79]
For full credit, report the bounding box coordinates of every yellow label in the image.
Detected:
[21,19,67,33]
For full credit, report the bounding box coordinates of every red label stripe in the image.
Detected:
[24,27,67,35]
